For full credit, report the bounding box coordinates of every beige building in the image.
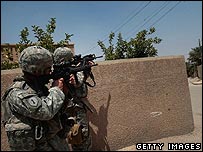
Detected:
[1,43,75,63]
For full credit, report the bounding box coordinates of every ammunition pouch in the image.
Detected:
[67,117,84,145]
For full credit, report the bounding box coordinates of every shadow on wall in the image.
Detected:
[88,93,111,151]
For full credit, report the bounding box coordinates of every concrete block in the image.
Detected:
[87,55,194,150]
[1,56,194,151]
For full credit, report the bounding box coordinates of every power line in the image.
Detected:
[126,1,181,41]
[98,1,145,42]
[85,1,181,55]
[149,1,182,28]
[113,1,151,34]
[86,1,151,53]
[125,1,170,40]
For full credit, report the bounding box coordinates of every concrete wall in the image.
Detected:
[1,55,194,151]
[87,55,194,150]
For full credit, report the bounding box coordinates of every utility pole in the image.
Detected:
[197,39,202,79]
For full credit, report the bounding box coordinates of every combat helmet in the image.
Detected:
[53,47,73,64]
[18,46,53,76]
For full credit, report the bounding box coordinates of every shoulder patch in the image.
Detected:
[28,97,39,107]
[22,95,41,111]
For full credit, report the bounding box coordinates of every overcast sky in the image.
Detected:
[1,1,202,60]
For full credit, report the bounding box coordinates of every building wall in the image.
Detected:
[1,55,194,151]
[1,43,75,63]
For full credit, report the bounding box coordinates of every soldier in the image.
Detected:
[1,46,70,151]
[53,47,93,151]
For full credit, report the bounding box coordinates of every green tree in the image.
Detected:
[187,46,202,66]
[2,18,73,70]
[97,27,162,60]
[115,33,128,59]
[186,39,202,77]
[186,62,195,77]
[16,27,33,53]
[1,46,19,70]
[98,32,115,60]
[17,18,73,53]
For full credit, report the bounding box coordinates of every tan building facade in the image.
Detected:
[1,43,75,63]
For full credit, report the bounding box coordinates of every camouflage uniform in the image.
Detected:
[53,47,92,151]
[1,46,70,151]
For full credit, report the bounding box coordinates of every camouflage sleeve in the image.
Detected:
[7,86,65,120]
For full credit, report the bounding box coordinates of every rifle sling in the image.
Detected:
[84,72,96,87]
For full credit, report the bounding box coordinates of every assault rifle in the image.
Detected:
[72,54,103,66]
[51,54,103,87]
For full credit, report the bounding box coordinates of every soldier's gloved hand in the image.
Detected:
[52,78,64,91]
